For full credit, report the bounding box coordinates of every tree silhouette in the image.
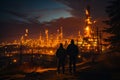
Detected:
[104,0,120,52]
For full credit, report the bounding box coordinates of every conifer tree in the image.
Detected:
[104,0,120,52]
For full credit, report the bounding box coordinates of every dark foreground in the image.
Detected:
[0,53,120,80]
[0,61,119,80]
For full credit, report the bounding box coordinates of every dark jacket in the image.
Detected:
[67,44,79,58]
[56,47,66,60]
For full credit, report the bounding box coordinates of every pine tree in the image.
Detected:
[104,0,120,52]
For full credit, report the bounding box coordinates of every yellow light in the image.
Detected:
[86,18,92,24]
[102,48,105,51]
[85,26,89,31]
[78,55,81,58]
[88,44,90,47]
[13,59,17,63]
[93,20,96,23]
[50,50,53,54]
[25,33,28,37]
[85,9,89,15]
[26,29,28,33]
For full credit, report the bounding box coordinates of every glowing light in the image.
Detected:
[45,29,49,43]
[78,55,81,58]
[50,50,53,54]
[25,33,28,37]
[85,9,89,15]
[85,26,90,31]
[13,59,17,63]
[93,20,96,23]
[0,5,105,55]
[26,29,28,33]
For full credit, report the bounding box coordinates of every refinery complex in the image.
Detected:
[0,5,106,56]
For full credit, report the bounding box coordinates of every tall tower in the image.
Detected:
[60,27,63,41]
[84,5,92,38]
[82,1,96,52]
[45,29,49,46]
[24,29,29,41]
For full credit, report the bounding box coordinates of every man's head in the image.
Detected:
[71,39,74,44]
[60,43,63,47]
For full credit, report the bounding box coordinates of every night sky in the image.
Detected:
[0,0,111,43]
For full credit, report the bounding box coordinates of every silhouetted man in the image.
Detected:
[56,43,66,74]
[67,39,79,73]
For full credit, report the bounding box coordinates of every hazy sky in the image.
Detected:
[0,0,111,43]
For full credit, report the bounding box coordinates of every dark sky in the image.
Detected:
[0,0,71,22]
[0,0,111,43]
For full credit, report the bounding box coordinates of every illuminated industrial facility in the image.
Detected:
[0,5,104,56]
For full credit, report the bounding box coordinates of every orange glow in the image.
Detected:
[84,26,91,37]
[26,29,28,33]
[1,6,105,55]
[49,50,54,55]
[45,29,49,44]
[13,59,17,63]
[78,55,81,58]
[85,26,90,31]
[25,33,28,37]
[85,9,89,15]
